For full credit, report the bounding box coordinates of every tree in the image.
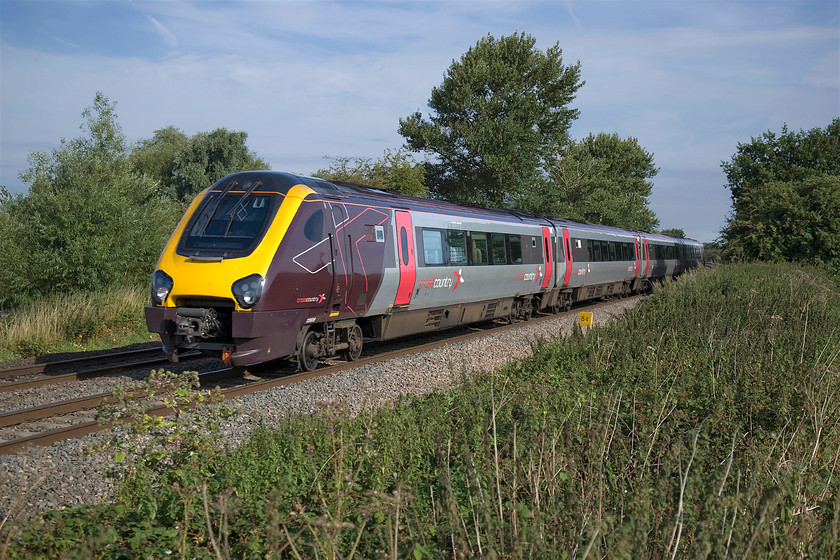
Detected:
[313,149,428,197]
[660,228,685,238]
[721,119,840,270]
[129,126,189,197]
[722,176,840,267]
[722,119,840,202]
[529,132,659,231]
[399,33,583,209]
[170,128,269,201]
[0,93,182,307]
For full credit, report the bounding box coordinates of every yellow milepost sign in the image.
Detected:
[578,311,593,327]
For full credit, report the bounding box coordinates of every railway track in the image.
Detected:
[0,347,202,392]
[0,296,639,454]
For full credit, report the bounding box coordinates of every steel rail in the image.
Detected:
[0,296,639,454]
[0,347,167,379]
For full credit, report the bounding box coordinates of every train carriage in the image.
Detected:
[146,171,704,370]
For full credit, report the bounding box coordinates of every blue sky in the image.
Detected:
[1,0,838,242]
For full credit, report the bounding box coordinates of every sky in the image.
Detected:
[1,0,838,243]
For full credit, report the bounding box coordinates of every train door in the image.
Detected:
[561,228,573,286]
[643,238,651,276]
[328,203,352,313]
[541,227,553,289]
[394,210,416,306]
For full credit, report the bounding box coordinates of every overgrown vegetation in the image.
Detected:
[4,262,838,558]
[0,284,154,361]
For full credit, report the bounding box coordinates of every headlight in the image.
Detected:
[151,270,174,305]
[232,274,264,309]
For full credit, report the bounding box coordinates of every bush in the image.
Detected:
[0,93,182,309]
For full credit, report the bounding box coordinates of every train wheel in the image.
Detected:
[299,330,320,372]
[344,324,363,361]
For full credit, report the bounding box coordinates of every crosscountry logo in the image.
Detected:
[452,269,465,291]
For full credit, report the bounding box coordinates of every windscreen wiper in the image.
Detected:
[223,181,262,237]
[197,179,238,238]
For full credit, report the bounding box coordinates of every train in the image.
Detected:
[145,171,704,370]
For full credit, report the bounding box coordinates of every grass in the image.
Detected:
[3,262,840,558]
[0,284,156,361]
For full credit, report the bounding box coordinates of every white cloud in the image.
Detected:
[147,16,178,49]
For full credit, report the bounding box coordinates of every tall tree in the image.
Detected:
[313,149,428,197]
[721,119,840,269]
[531,132,659,231]
[170,128,269,201]
[129,126,189,197]
[399,33,583,209]
[0,93,182,307]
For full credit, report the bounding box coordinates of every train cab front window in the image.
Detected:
[177,175,284,259]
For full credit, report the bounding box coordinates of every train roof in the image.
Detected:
[213,171,700,245]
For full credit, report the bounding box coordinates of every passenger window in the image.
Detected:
[491,233,507,264]
[448,230,467,265]
[470,232,488,265]
[593,241,601,261]
[609,242,617,261]
[400,227,409,266]
[422,229,444,266]
[509,235,523,264]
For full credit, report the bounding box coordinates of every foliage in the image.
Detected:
[721,119,840,270]
[313,149,428,197]
[8,263,839,558]
[0,284,154,360]
[128,125,190,195]
[169,128,270,202]
[659,228,685,238]
[723,175,840,270]
[702,240,723,263]
[529,132,660,230]
[0,93,183,309]
[399,32,583,209]
[91,369,240,490]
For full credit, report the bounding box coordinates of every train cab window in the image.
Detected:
[509,235,523,264]
[422,229,444,266]
[469,232,488,265]
[491,233,507,264]
[448,230,468,265]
